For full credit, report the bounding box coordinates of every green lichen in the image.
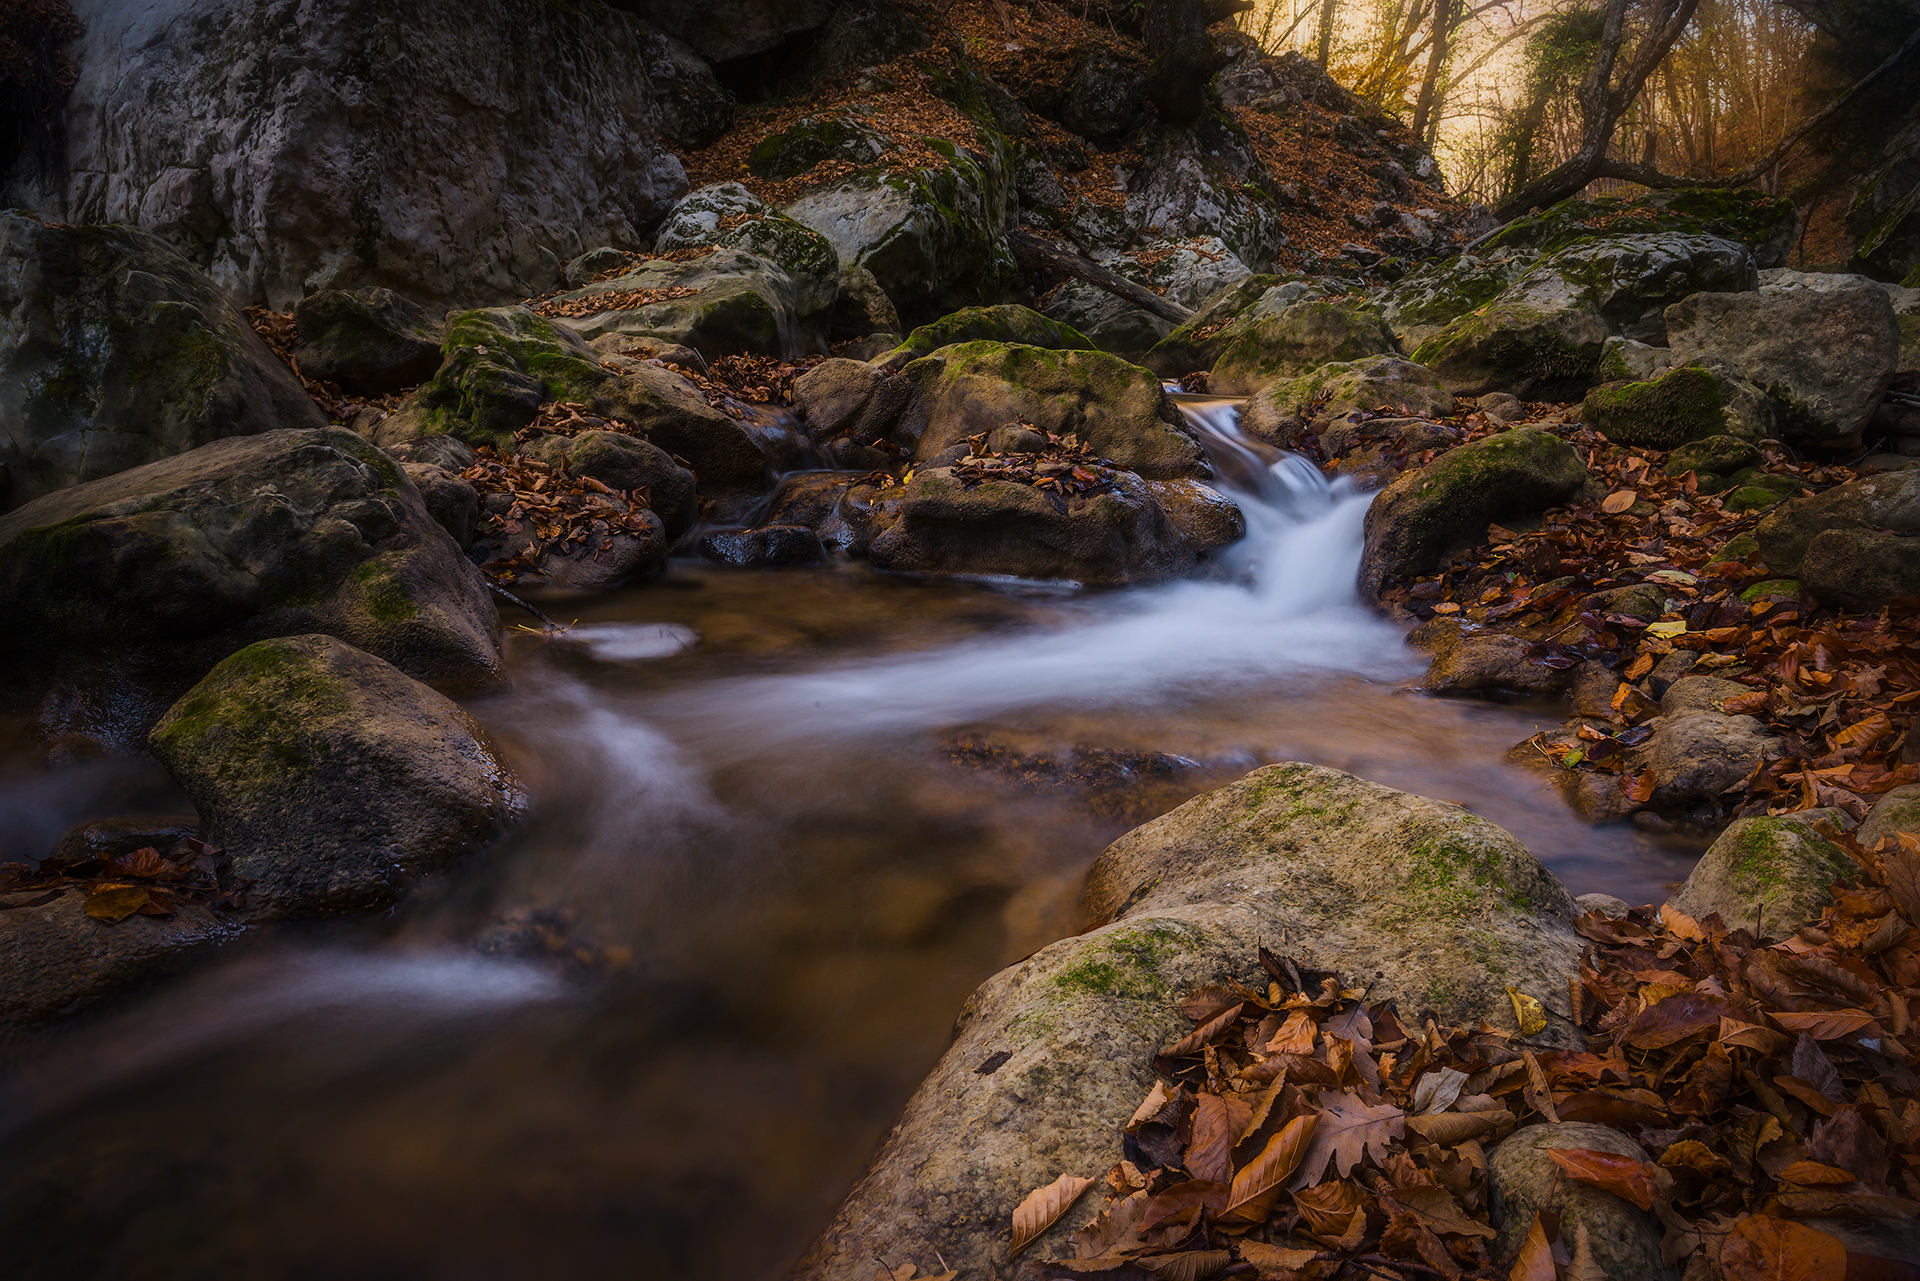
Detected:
[151,639,351,779]
[351,558,417,624]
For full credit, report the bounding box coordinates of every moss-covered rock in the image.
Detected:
[747,113,889,180]
[1582,365,1724,448]
[1242,355,1455,446]
[1139,275,1311,376]
[1666,810,1856,939]
[899,341,1206,479]
[1665,435,1761,491]
[1484,188,1800,267]
[538,247,814,359]
[291,287,444,396]
[1209,298,1400,394]
[653,183,841,318]
[0,215,329,511]
[881,304,1094,366]
[1412,291,1608,397]
[1756,470,1920,573]
[149,634,525,919]
[1377,249,1541,348]
[1360,427,1587,597]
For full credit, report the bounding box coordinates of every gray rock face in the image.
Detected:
[1861,785,1920,850]
[1666,287,1901,441]
[796,764,1585,1280]
[631,0,833,63]
[400,462,479,547]
[1044,238,1250,361]
[0,214,327,510]
[652,184,840,319]
[1489,1125,1673,1281]
[633,21,734,150]
[0,427,504,695]
[1125,116,1286,270]
[1667,810,1857,940]
[292,288,444,396]
[9,0,688,308]
[1359,427,1587,597]
[1799,526,1920,610]
[1643,711,1784,813]
[1756,470,1920,574]
[1042,280,1172,361]
[149,634,526,919]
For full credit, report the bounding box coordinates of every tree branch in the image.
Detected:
[1007,231,1196,325]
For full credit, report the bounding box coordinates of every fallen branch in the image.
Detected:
[1007,230,1196,325]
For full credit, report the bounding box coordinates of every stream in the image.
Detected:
[0,399,1706,1279]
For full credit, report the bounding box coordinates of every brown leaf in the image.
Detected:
[1622,768,1658,802]
[1071,1189,1149,1258]
[1404,1109,1514,1146]
[1011,1172,1094,1255]
[1387,1183,1497,1239]
[1267,1009,1317,1055]
[1777,1161,1856,1187]
[1566,1223,1607,1281]
[1719,1214,1847,1281]
[1160,1004,1244,1062]
[1507,1211,1556,1281]
[1671,1040,1733,1117]
[1626,992,1727,1049]
[1186,1094,1235,1185]
[1236,1241,1321,1278]
[1135,1250,1232,1281]
[1882,845,1920,930]
[1546,1147,1662,1210]
[1227,1114,1317,1221]
[1602,490,1638,514]
[1288,1090,1405,1190]
[83,884,150,924]
[1770,1009,1879,1041]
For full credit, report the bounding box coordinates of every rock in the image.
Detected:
[520,430,698,539]
[1860,785,1920,850]
[634,22,733,150]
[11,0,688,307]
[1576,892,1632,918]
[1377,249,1539,348]
[1845,120,1920,285]
[1412,276,1609,398]
[0,894,240,1032]
[747,115,890,181]
[381,434,477,473]
[785,144,1012,327]
[1582,365,1726,448]
[1210,299,1400,395]
[1489,1125,1672,1281]
[0,427,504,697]
[1242,356,1455,445]
[549,247,816,359]
[1140,275,1309,376]
[1124,115,1287,270]
[1665,287,1900,441]
[50,817,202,863]
[1665,435,1761,487]
[1755,471,1920,574]
[1643,712,1784,814]
[473,502,668,590]
[291,287,444,396]
[793,359,899,441]
[1411,617,1572,697]
[626,0,833,64]
[1478,391,1527,424]
[828,267,900,340]
[1054,43,1149,139]
[1667,811,1856,939]
[652,184,840,319]
[1359,428,1587,597]
[698,525,825,567]
[0,214,328,510]
[867,466,1192,586]
[1553,233,1757,329]
[796,763,1584,1279]
[899,342,1207,480]
[1043,240,1253,363]
[760,473,862,551]
[881,304,1095,367]
[1799,526,1920,610]
[1483,188,1799,268]
[1142,478,1245,558]
[1042,280,1172,362]
[1660,675,1751,716]
[400,463,480,547]
[1598,335,1676,384]
[149,634,525,919]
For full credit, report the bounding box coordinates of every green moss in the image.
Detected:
[1483,188,1796,260]
[890,305,1094,362]
[151,639,351,779]
[351,558,417,624]
[1394,827,1532,920]
[1719,533,1760,561]
[1046,922,1193,1004]
[1740,578,1799,602]
[1665,435,1760,478]
[1582,365,1723,448]
[1903,263,1920,289]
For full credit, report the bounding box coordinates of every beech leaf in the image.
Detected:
[1602,489,1637,513]
[1719,1215,1847,1281]
[1507,1211,1556,1281]
[1546,1146,1661,1210]
[1227,1114,1317,1220]
[1011,1172,1093,1255]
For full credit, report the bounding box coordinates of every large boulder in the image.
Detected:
[291,287,445,396]
[1755,470,1920,580]
[1123,115,1288,270]
[881,304,1094,367]
[1209,298,1400,394]
[1376,248,1539,348]
[1760,268,1920,371]
[1242,355,1455,447]
[1582,364,1726,449]
[518,430,698,539]
[1037,239,1248,363]
[1411,280,1609,397]
[0,427,504,698]
[0,893,239,1033]
[1666,810,1856,940]
[7,0,688,308]
[1665,287,1900,441]
[149,634,525,919]
[1530,233,1756,335]
[651,183,840,320]
[1140,275,1312,376]
[898,342,1207,480]
[1042,280,1172,362]
[534,247,817,360]
[785,142,1013,327]
[632,0,833,63]
[633,21,734,150]
[866,467,1193,586]
[746,114,890,181]
[795,763,1585,1280]
[0,215,328,510]
[1359,427,1587,597]
[1482,188,1799,269]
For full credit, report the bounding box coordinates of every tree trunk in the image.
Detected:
[1145,0,1226,127]
[1410,0,1455,140]
[1316,0,1339,68]
[1006,232,1196,325]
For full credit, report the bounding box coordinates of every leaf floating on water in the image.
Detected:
[1011,1172,1093,1255]
[1506,986,1548,1035]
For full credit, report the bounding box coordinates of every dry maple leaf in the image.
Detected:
[1287,1090,1404,1190]
[1011,1172,1093,1255]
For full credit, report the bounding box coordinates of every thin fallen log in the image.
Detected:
[1007,229,1196,325]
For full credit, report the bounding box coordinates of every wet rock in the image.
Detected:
[827,267,900,341]
[792,359,905,443]
[1755,471,1920,578]
[698,525,825,567]
[1667,810,1857,939]
[1359,427,1587,598]
[1377,249,1539,349]
[472,505,668,590]
[1583,365,1726,449]
[149,633,526,920]
[1242,356,1455,445]
[867,467,1191,586]
[760,473,860,550]
[1666,287,1900,442]
[291,288,444,396]
[1482,188,1799,268]
[1210,298,1400,395]
[14,0,687,308]
[1860,785,1920,849]
[400,463,480,547]
[796,763,1584,1280]
[1570,661,1621,718]
[1642,711,1784,814]
[50,817,203,864]
[1411,617,1572,697]
[879,304,1094,368]
[652,184,840,320]
[1576,892,1632,918]
[899,342,1207,480]
[519,431,697,539]
[0,427,503,696]
[0,214,328,510]
[634,22,733,150]
[1142,478,1245,558]
[0,895,240,1033]
[1489,1124,1672,1280]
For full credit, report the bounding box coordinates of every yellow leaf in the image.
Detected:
[1010,1172,1092,1255]
[1507,986,1548,1035]
[84,884,150,924]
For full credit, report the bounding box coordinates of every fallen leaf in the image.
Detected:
[1227,1114,1317,1220]
[1135,1249,1232,1281]
[1413,1066,1469,1114]
[1186,1093,1235,1185]
[1288,1091,1404,1190]
[1507,986,1548,1035]
[1777,1161,1856,1186]
[1236,1241,1321,1277]
[1719,1214,1847,1281]
[1011,1173,1093,1255]
[1566,1222,1607,1281]
[1546,1147,1661,1210]
[1387,1183,1496,1239]
[83,884,150,924]
[1602,490,1638,514]
[1405,1109,1513,1145]
[1507,1211,1556,1281]
[1771,1009,1879,1041]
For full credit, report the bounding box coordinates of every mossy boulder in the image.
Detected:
[795,763,1583,1279]
[1861,785,1920,850]
[1755,470,1920,574]
[785,140,1013,327]
[1721,469,1802,512]
[149,634,526,920]
[1582,365,1724,448]
[1360,427,1587,597]
[0,427,503,702]
[1242,355,1455,446]
[899,341,1206,480]
[1376,249,1539,347]
[1411,286,1608,398]
[1209,297,1400,394]
[1140,275,1313,376]
[866,466,1194,586]
[1666,811,1856,940]
[0,214,328,511]
[1484,188,1799,267]
[653,183,841,318]
[535,247,815,359]
[747,114,889,180]
[1664,435,1761,492]
[290,287,444,396]
[1533,233,1756,332]
[519,430,698,538]
[881,304,1094,367]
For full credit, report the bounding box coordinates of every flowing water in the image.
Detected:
[0,399,1704,1279]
